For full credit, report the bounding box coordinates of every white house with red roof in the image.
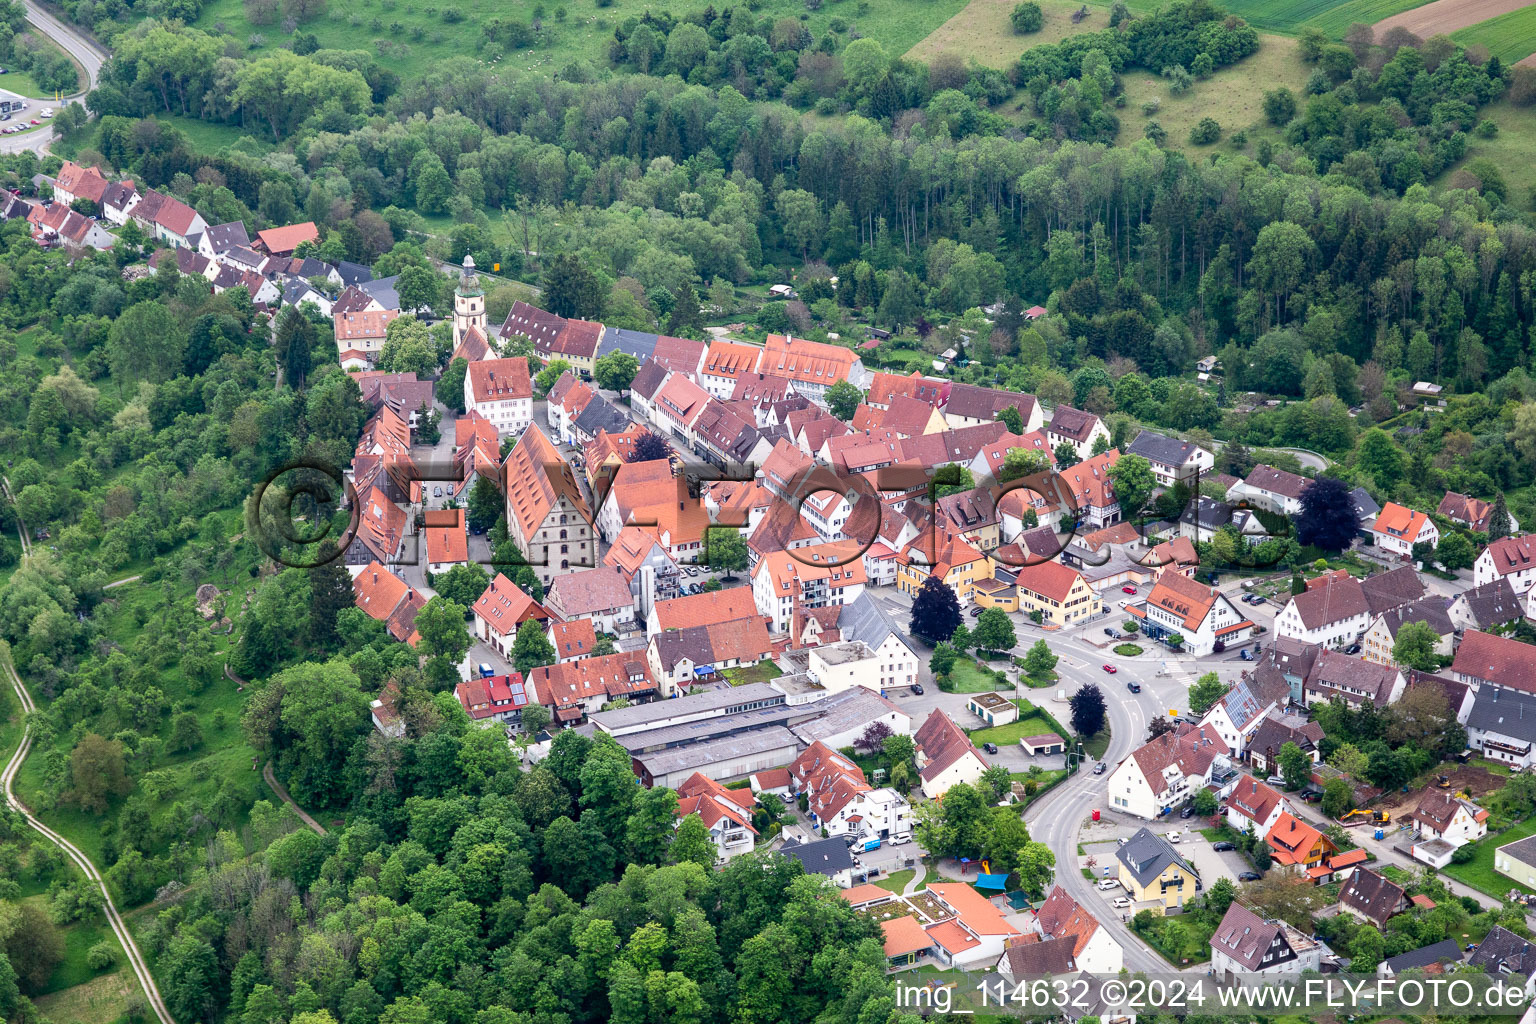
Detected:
[1028,886,1123,973]
[675,772,758,861]
[1128,572,1253,656]
[334,309,399,369]
[351,561,425,645]
[918,883,1021,968]
[463,357,533,436]
[1106,720,1231,819]
[131,188,207,249]
[527,652,657,723]
[423,507,469,575]
[788,740,912,841]
[470,573,550,657]
[1223,775,1293,839]
[1371,502,1439,559]
[1475,535,1536,596]
[914,709,988,799]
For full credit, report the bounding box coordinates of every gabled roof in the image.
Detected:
[549,618,596,660]
[1241,464,1310,500]
[836,591,908,655]
[424,507,468,565]
[1054,449,1122,512]
[1465,683,1536,742]
[1126,429,1208,467]
[55,161,110,203]
[1126,721,1225,797]
[528,651,655,706]
[759,334,858,386]
[503,424,591,538]
[1373,502,1433,542]
[1340,868,1404,927]
[471,573,549,634]
[1036,886,1102,956]
[1117,826,1197,888]
[650,335,708,375]
[1286,576,1371,630]
[914,709,984,783]
[652,617,774,674]
[1226,775,1287,826]
[1144,573,1223,632]
[1374,597,1453,641]
[545,566,634,616]
[1211,903,1288,970]
[1413,790,1484,832]
[629,359,670,402]
[1265,812,1326,865]
[1305,650,1401,704]
[1452,579,1523,630]
[466,357,532,404]
[881,915,932,958]
[1467,926,1536,977]
[334,309,398,342]
[455,673,529,719]
[1012,558,1086,604]
[256,221,319,255]
[1481,535,1536,579]
[943,383,1035,424]
[651,588,759,631]
[779,836,854,877]
[1047,405,1101,443]
[867,370,947,409]
[355,486,407,564]
[1439,491,1493,531]
[1451,630,1534,692]
[1381,939,1464,974]
[1247,713,1323,763]
[702,339,763,379]
[1002,936,1077,975]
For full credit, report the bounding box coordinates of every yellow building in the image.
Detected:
[897,530,991,605]
[1116,827,1201,913]
[971,577,1019,612]
[1012,560,1100,626]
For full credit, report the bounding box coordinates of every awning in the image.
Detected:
[694,665,716,675]
[975,873,1009,890]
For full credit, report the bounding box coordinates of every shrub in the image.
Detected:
[1189,117,1221,145]
[441,5,463,20]
[1010,1,1042,34]
[87,942,116,970]
[1163,64,1192,94]
[1476,119,1498,138]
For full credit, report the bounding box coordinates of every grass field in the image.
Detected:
[1117,34,1312,153]
[906,0,1114,68]
[189,0,968,85]
[874,868,915,893]
[1443,815,1536,898]
[947,660,1008,693]
[1453,6,1536,64]
[968,712,1060,747]
[32,971,136,1024]
[1437,98,1536,206]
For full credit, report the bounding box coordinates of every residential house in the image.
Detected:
[455,673,530,725]
[692,400,772,469]
[131,189,207,248]
[370,682,404,738]
[1125,430,1215,487]
[548,619,597,664]
[422,507,468,575]
[1116,827,1200,912]
[544,565,636,634]
[648,617,775,695]
[281,277,333,317]
[852,396,948,439]
[1105,721,1230,819]
[503,425,597,586]
[1303,650,1406,709]
[832,591,920,688]
[757,334,867,405]
[527,652,657,724]
[1466,926,1536,992]
[1227,464,1310,516]
[1351,486,1382,535]
[1045,406,1109,460]
[865,370,948,412]
[650,372,713,449]
[1012,559,1101,627]
[345,486,408,567]
[895,529,991,608]
[450,411,502,502]
[1361,598,1455,667]
[997,937,1078,977]
[1265,812,1336,874]
[351,561,424,645]
[500,300,568,349]
[1372,502,1440,559]
[914,709,988,799]
[1223,775,1292,839]
[675,772,758,861]
[788,740,911,840]
[604,524,682,599]
[1247,713,1324,775]
[100,181,140,225]
[752,545,868,633]
[1199,671,1292,759]
[50,161,111,207]
[1448,579,1525,635]
[1474,535,1536,595]
[626,360,671,426]
[942,383,1041,432]
[1495,835,1536,890]
[1274,567,1425,649]
[470,574,550,656]
[646,588,760,636]
[255,222,319,257]
[1411,790,1488,848]
[700,340,764,398]
[1340,868,1408,928]
[1378,939,1464,977]
[27,201,114,251]
[464,357,533,436]
[1464,685,1536,769]
[914,883,1022,968]
[334,309,399,368]
[1127,573,1253,656]
[1210,903,1321,980]
[1054,450,1124,528]
[1440,491,1517,534]
[778,837,855,888]
[1033,886,1123,973]
[1452,630,1536,695]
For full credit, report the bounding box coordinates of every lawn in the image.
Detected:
[1443,816,1536,898]
[969,712,1061,748]
[906,0,1114,69]
[1116,34,1312,155]
[186,0,968,88]
[1082,728,1110,760]
[31,971,136,1024]
[1132,909,1216,965]
[1453,7,1536,64]
[947,660,1008,693]
[875,868,915,894]
[1113,643,1143,656]
[723,661,782,686]
[1216,0,1433,35]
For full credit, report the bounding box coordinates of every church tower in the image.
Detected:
[453,254,486,347]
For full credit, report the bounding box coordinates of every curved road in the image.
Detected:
[2,656,176,1024]
[0,1,106,155]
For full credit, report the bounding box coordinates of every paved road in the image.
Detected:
[0,1,107,154]
[2,654,176,1024]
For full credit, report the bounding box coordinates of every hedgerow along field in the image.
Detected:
[189,0,969,83]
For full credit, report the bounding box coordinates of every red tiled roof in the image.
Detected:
[471,573,550,636]
[914,709,984,783]
[466,357,532,403]
[256,221,319,255]
[1450,630,1533,692]
[1481,536,1536,579]
[1012,559,1086,604]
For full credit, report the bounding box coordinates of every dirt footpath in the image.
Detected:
[1373,0,1533,38]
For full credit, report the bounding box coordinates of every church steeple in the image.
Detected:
[453,254,486,348]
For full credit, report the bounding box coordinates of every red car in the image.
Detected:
[1102,664,1118,674]
[1121,585,1137,594]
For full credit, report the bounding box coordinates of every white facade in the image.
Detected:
[919,749,988,800]
[1475,541,1536,595]
[464,385,532,437]
[1274,600,1371,650]
[1141,590,1251,657]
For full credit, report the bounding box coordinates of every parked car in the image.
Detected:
[1104,628,1120,638]
[1102,664,1118,674]
[1116,837,1129,845]
[1126,682,1141,693]
[889,834,911,846]
[1167,831,1180,843]
[1180,805,1194,819]
[1239,871,1263,881]
[40,109,53,118]
[1302,791,1321,803]
[969,607,983,616]
[1265,776,1287,787]
[1122,585,1137,594]
[686,566,699,576]
[1212,841,1236,852]
[1251,595,1266,605]
[1239,649,1254,661]
[983,742,999,755]
[1345,643,1362,655]
[27,119,37,125]
[1093,762,1107,775]
[1097,878,1120,890]
[1111,896,1133,908]
[910,683,924,695]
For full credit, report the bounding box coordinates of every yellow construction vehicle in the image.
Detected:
[1373,810,1390,825]
[1437,775,1452,789]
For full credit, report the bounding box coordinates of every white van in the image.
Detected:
[1167,831,1181,843]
